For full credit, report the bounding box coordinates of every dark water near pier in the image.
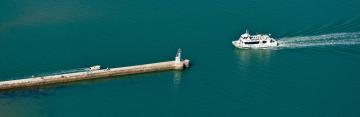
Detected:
[1,0,360,116]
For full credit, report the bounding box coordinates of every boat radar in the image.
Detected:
[232,30,278,48]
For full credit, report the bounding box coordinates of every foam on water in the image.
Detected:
[278,32,360,48]
[18,68,87,79]
[38,68,86,76]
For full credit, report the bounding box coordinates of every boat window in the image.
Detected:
[244,41,260,44]
[271,40,274,43]
[262,41,267,43]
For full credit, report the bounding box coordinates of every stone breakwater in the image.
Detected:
[0,60,190,90]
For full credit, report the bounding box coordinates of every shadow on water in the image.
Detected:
[0,1,98,32]
[0,88,53,99]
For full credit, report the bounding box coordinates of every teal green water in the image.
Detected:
[1,0,360,116]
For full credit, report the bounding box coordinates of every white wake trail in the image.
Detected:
[35,67,87,77]
[278,32,360,48]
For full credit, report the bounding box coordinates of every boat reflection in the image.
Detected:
[233,49,275,68]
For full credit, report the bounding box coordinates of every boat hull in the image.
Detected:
[232,40,278,48]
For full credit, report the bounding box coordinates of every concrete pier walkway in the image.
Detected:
[0,49,190,90]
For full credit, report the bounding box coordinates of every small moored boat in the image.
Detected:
[86,65,101,71]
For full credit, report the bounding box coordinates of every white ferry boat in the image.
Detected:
[232,30,278,48]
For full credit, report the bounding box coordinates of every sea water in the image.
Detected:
[1,0,360,117]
